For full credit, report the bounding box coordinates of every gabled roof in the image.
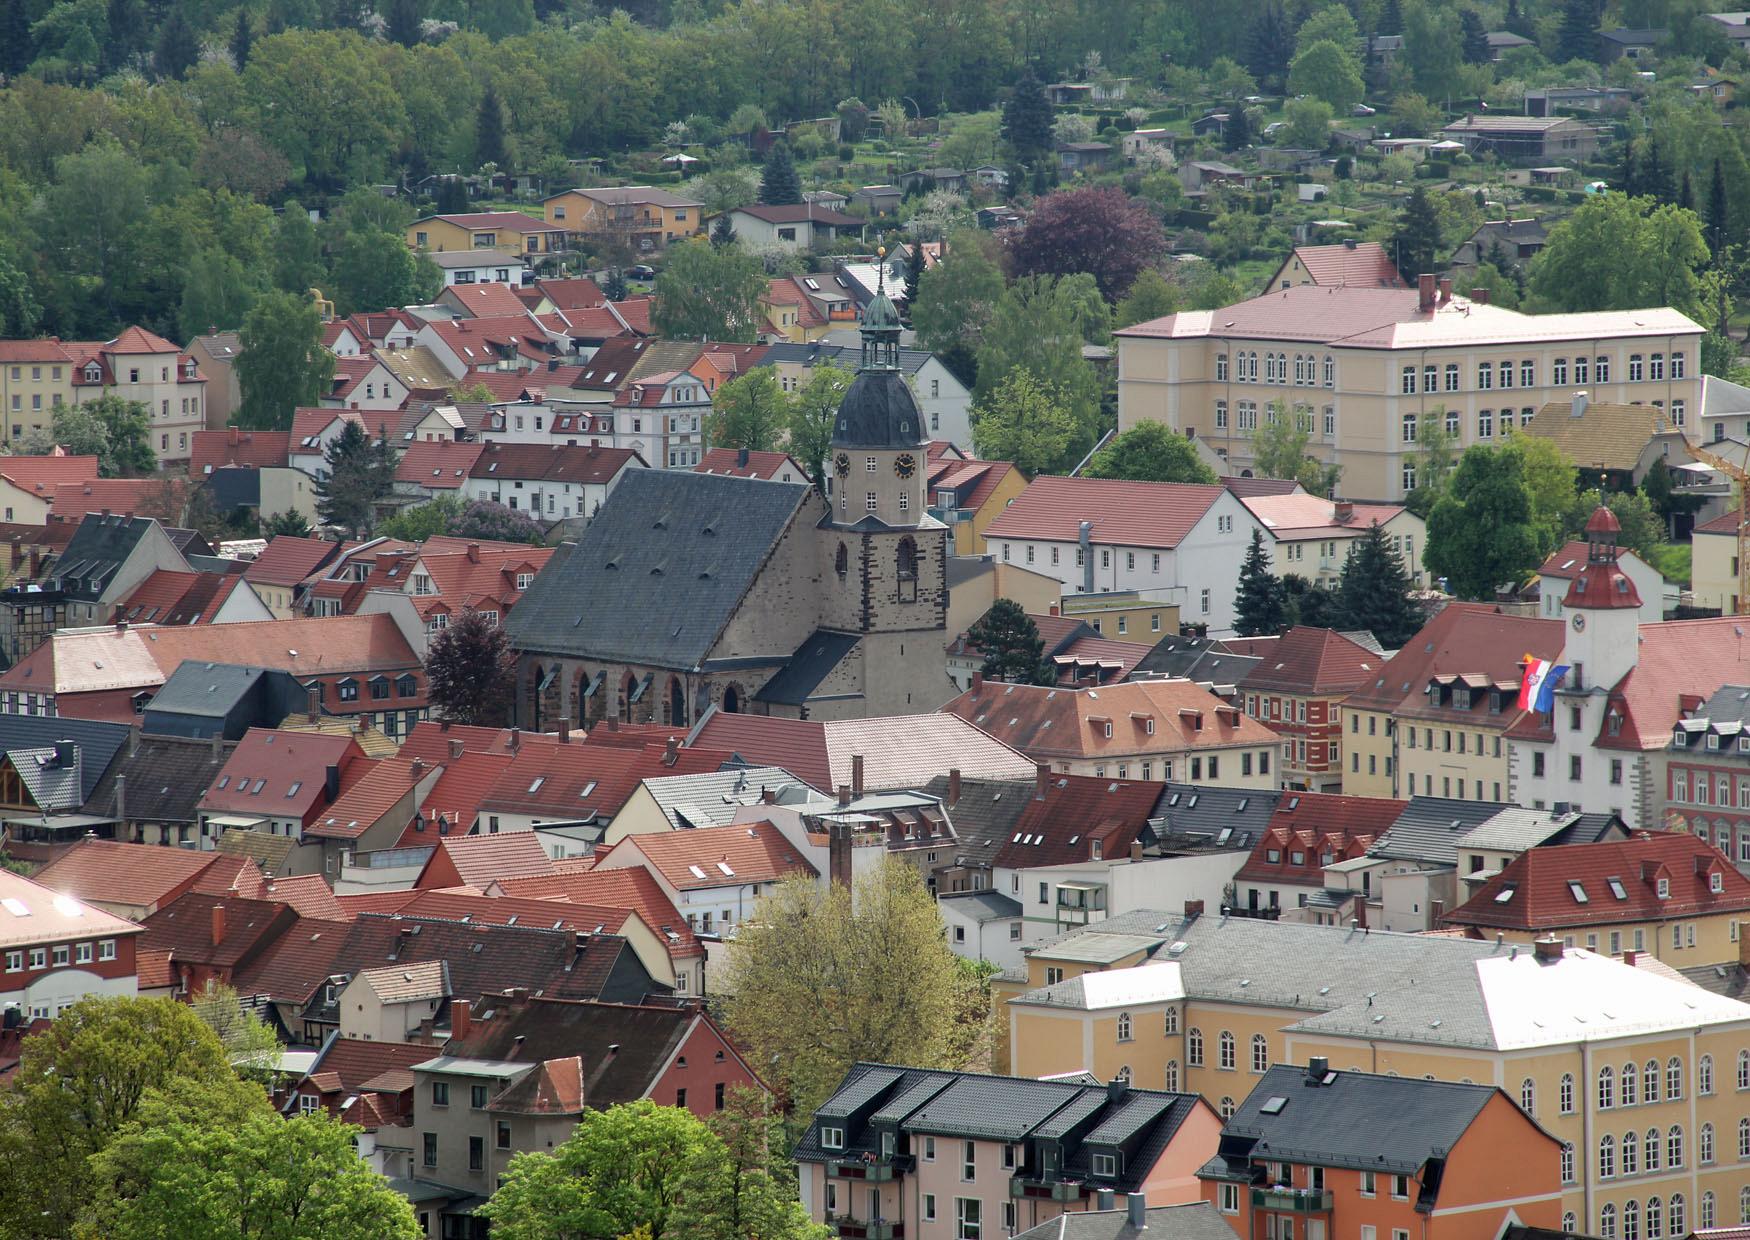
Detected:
[604,820,816,890]
[476,741,734,822]
[1368,795,1508,866]
[928,458,1018,514]
[1448,831,1750,929]
[505,470,811,668]
[105,325,183,355]
[1283,241,1405,288]
[1522,400,1668,472]
[358,959,449,1003]
[732,203,863,227]
[198,728,362,819]
[421,316,556,369]
[1457,805,1628,855]
[694,448,809,481]
[1235,792,1406,886]
[468,442,643,485]
[243,535,343,588]
[0,869,141,950]
[941,679,1277,760]
[534,277,606,310]
[494,867,701,960]
[0,717,130,803]
[1341,603,1562,713]
[1239,494,1405,539]
[32,838,230,913]
[52,514,166,601]
[445,283,531,318]
[188,431,291,476]
[995,772,1167,869]
[1150,783,1282,852]
[634,764,814,830]
[983,477,1228,550]
[139,892,297,970]
[0,454,101,499]
[415,832,555,889]
[417,211,564,233]
[550,186,703,208]
[82,733,233,829]
[687,711,1037,792]
[394,441,483,490]
[306,756,426,840]
[1240,626,1379,695]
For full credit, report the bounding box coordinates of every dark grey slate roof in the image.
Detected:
[1458,805,1628,854]
[144,663,305,722]
[1129,635,1260,684]
[504,471,810,669]
[186,554,248,576]
[1369,795,1506,866]
[207,469,262,512]
[945,556,994,589]
[939,889,1023,921]
[54,515,159,602]
[1679,960,1750,1000]
[164,528,214,557]
[754,629,860,705]
[1212,1063,1497,1178]
[0,717,132,803]
[1013,1203,1236,1240]
[1150,783,1281,853]
[919,774,1032,871]
[86,733,234,824]
[833,369,927,449]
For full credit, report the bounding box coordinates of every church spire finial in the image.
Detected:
[859,245,903,373]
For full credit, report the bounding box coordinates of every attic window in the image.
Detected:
[688,864,707,879]
[1656,877,1670,899]
[1607,877,1628,900]
[717,861,735,876]
[579,781,597,799]
[1494,883,1516,904]
[1712,871,1726,893]
[217,777,229,789]
[1568,880,1589,904]
[528,777,545,793]
[286,782,301,798]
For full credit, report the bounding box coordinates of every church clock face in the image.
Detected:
[834,453,851,478]
[894,452,917,479]
[1572,613,1586,631]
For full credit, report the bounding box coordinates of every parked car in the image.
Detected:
[627,264,656,281]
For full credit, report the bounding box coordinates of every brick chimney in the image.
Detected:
[1533,935,1563,963]
[210,904,226,946]
[1184,899,1204,919]
[971,672,984,693]
[1437,275,1452,304]
[508,727,521,754]
[837,784,852,807]
[1417,272,1436,312]
[558,717,570,744]
[1471,286,1490,305]
[448,738,464,760]
[947,768,962,807]
[1034,763,1050,801]
[466,542,481,563]
[1430,898,1444,925]
[828,821,852,888]
[1333,501,1354,524]
[851,754,865,799]
[662,736,679,766]
[450,998,470,1039]
[410,758,424,784]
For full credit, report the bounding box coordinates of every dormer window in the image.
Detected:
[1657,877,1670,899]
[1091,1151,1117,1178]
[1708,734,1721,750]
[820,1125,845,1150]
[1712,871,1726,893]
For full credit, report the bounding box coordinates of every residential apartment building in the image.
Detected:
[610,369,710,468]
[1231,791,1405,917]
[1003,910,1750,1236]
[0,340,75,444]
[0,866,140,1021]
[927,455,1024,557]
[1445,832,1750,967]
[1340,602,1563,799]
[795,1064,1222,1239]
[406,212,567,258]
[464,442,644,523]
[1114,278,1704,500]
[542,186,704,252]
[942,678,1281,785]
[1239,626,1379,791]
[1666,683,1750,871]
[68,328,208,467]
[590,819,818,935]
[1239,494,1428,586]
[982,476,1266,634]
[1199,1063,1564,1238]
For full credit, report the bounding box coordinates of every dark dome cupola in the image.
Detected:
[833,250,925,451]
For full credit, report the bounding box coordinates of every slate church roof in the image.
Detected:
[505,470,813,669]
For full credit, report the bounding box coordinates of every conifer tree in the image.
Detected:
[1710,155,1730,255]
[1336,522,1421,648]
[386,0,422,47]
[1001,65,1053,163]
[152,9,199,80]
[1460,9,1490,64]
[1,0,31,78]
[759,141,802,206]
[475,84,507,169]
[1391,185,1442,279]
[229,9,251,70]
[967,598,1053,684]
[1234,529,1287,636]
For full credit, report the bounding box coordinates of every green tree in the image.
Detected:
[262,509,313,537]
[451,499,544,544]
[1252,401,1338,494]
[178,247,258,341]
[911,235,1006,385]
[475,82,506,169]
[651,240,766,343]
[707,368,786,453]
[1460,8,1491,63]
[272,203,326,297]
[0,995,236,1236]
[378,492,463,542]
[969,369,1078,476]
[152,8,198,79]
[189,982,280,1084]
[1296,4,1359,56]
[1528,194,1712,320]
[1402,0,1462,99]
[236,291,333,431]
[90,1103,420,1239]
[759,141,802,206]
[1392,184,1443,280]
[1335,521,1422,647]
[1500,433,1579,555]
[1425,445,1542,599]
[229,9,251,69]
[1001,65,1053,162]
[1388,92,1443,139]
[314,421,392,538]
[1115,268,1178,329]
[1085,422,1218,484]
[1557,0,1599,63]
[1283,96,1335,149]
[1224,101,1253,152]
[386,0,421,46]
[328,229,439,316]
[966,597,1052,683]
[723,860,977,1116]
[1287,39,1364,113]
[1403,419,1458,518]
[31,395,154,477]
[426,606,515,727]
[669,1089,828,1240]
[1282,573,1339,629]
[974,276,1104,463]
[4,0,35,76]
[784,364,852,489]
[1234,528,1287,636]
[0,251,41,337]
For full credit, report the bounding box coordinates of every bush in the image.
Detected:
[838,144,855,161]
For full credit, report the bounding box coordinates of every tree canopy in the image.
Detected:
[1009,186,1167,301]
[235,290,333,431]
[1084,422,1218,484]
[966,597,1053,683]
[1529,194,1713,321]
[652,240,766,344]
[426,606,516,726]
[1425,445,1543,600]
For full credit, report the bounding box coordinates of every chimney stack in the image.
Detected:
[1127,1192,1148,1228]
[1430,898,1444,925]
[211,904,226,946]
[210,732,224,761]
[466,542,480,563]
[837,784,852,808]
[828,821,853,888]
[1184,899,1205,919]
[559,717,570,744]
[1417,272,1436,312]
[1533,935,1563,963]
[410,757,425,784]
[449,738,464,760]
[971,672,984,693]
[1129,840,1143,862]
[1035,763,1050,801]
[1624,949,1638,968]
[760,786,776,804]
[1107,1075,1128,1102]
[1437,275,1452,304]
[449,998,471,1039]
[509,727,521,754]
[1307,1056,1329,1081]
[1470,286,1490,305]
[113,775,125,826]
[851,754,864,799]
[947,768,961,806]
[307,684,320,721]
[1333,501,1354,523]
[662,736,679,766]
[737,446,750,468]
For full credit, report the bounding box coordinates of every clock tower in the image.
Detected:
[816,255,949,712]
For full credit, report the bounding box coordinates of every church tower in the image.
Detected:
[1559,505,1643,695]
[816,253,952,714]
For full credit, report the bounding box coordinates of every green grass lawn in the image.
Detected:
[1651,542,1692,587]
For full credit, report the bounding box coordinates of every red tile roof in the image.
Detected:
[106,325,182,355]
[199,729,364,820]
[1234,792,1407,886]
[996,773,1165,868]
[478,742,734,821]
[469,442,643,484]
[0,454,101,499]
[942,679,1278,762]
[1591,616,1750,751]
[613,298,654,335]
[290,408,364,447]
[458,368,538,402]
[306,757,423,840]
[694,448,810,481]
[447,283,532,318]
[394,441,483,490]
[1050,633,1155,683]
[1447,832,1750,930]
[928,458,1017,514]
[0,340,75,363]
[32,839,227,913]
[139,893,298,971]
[243,535,342,587]
[396,721,554,761]
[301,1037,437,1096]
[396,751,514,845]
[188,430,291,476]
[1286,241,1405,289]
[422,316,556,367]
[983,476,1228,549]
[1240,494,1405,538]
[256,875,345,921]
[49,479,186,524]
[496,867,701,959]
[416,833,556,889]
[1342,604,1563,714]
[386,889,635,937]
[535,277,606,310]
[602,820,816,891]
[1242,626,1381,695]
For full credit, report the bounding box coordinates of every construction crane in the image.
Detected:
[1685,437,1750,614]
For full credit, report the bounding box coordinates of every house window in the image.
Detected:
[1444,362,1459,391]
[431,1082,449,1107]
[1188,1028,1203,1066]
[1477,363,1493,390]
[1218,1030,1235,1070]
[423,1133,438,1167]
[956,1198,982,1240]
[471,1085,488,1109]
[468,1136,484,1171]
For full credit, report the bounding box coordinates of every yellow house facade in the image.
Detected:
[1114,284,1703,501]
[1693,513,1739,614]
[407,212,567,257]
[542,187,704,252]
[1004,911,1750,1236]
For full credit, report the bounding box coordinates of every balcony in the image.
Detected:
[1252,1187,1333,1213]
[827,1157,896,1182]
[1010,1175,1084,1202]
[827,1217,903,1239]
